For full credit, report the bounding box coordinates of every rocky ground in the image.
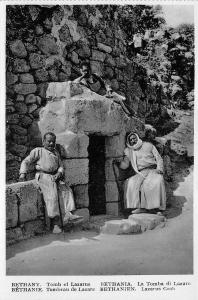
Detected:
[6,109,194,275]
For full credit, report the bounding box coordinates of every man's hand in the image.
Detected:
[19,173,26,182]
[53,172,62,182]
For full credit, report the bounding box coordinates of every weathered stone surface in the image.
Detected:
[19,73,34,84]
[105,181,119,202]
[6,228,23,244]
[25,94,37,104]
[35,69,49,82]
[90,61,104,76]
[105,54,116,67]
[6,106,15,113]
[32,108,41,118]
[106,202,121,216]
[63,159,89,185]
[59,24,72,44]
[16,94,25,102]
[28,121,42,147]
[10,39,27,58]
[14,83,37,95]
[6,97,14,106]
[48,68,58,81]
[37,83,48,98]
[28,104,38,114]
[7,113,19,124]
[36,96,42,106]
[37,35,59,55]
[13,59,30,73]
[6,72,18,86]
[23,219,45,236]
[62,62,72,77]
[97,42,112,53]
[128,213,166,232]
[7,180,39,223]
[76,42,91,58]
[101,219,141,235]
[29,53,45,69]
[111,79,119,91]
[105,134,125,158]
[10,125,27,135]
[74,208,90,222]
[6,151,19,162]
[58,72,70,82]
[35,24,44,36]
[9,144,28,157]
[104,67,114,79]
[20,115,33,127]
[29,5,40,21]
[116,56,127,68]
[70,51,79,64]
[73,184,89,208]
[24,42,38,53]
[56,131,89,158]
[13,134,28,145]
[43,18,53,31]
[92,50,106,62]
[14,102,28,114]
[6,190,18,228]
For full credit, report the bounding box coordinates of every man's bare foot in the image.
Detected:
[131,208,147,214]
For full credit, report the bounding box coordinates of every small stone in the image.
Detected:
[70,51,79,64]
[20,115,33,127]
[19,73,34,84]
[92,50,106,62]
[97,42,112,53]
[14,102,28,114]
[13,59,30,73]
[43,18,53,31]
[104,67,114,79]
[13,134,28,145]
[105,54,116,67]
[90,61,104,76]
[9,143,28,157]
[35,69,49,82]
[6,151,19,162]
[35,24,44,35]
[78,12,87,26]
[28,104,38,114]
[24,42,38,53]
[10,39,27,58]
[6,97,14,106]
[36,96,42,106]
[32,108,41,118]
[14,83,37,95]
[10,125,27,135]
[7,114,19,124]
[58,72,69,82]
[25,94,37,104]
[76,42,91,58]
[29,53,45,69]
[58,24,72,44]
[48,68,59,81]
[110,79,119,91]
[28,6,40,21]
[37,35,59,55]
[6,72,18,86]
[6,106,15,113]
[61,62,71,77]
[16,94,24,102]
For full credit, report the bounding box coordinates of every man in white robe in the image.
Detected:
[19,132,82,233]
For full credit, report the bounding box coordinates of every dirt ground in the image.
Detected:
[6,110,194,275]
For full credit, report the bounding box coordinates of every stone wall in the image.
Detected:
[6,5,159,182]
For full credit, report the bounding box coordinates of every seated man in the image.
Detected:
[19,132,82,233]
[73,61,136,117]
[118,132,166,215]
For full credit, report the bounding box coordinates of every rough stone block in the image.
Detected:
[35,69,49,82]
[106,202,121,216]
[10,125,27,135]
[63,159,89,185]
[25,94,37,104]
[23,219,45,236]
[90,60,104,76]
[6,190,18,228]
[105,181,119,202]
[74,208,90,222]
[29,53,45,69]
[97,43,112,53]
[14,102,28,114]
[9,144,28,158]
[13,58,30,73]
[14,83,37,95]
[73,184,89,208]
[20,73,34,83]
[128,213,166,232]
[6,228,23,244]
[92,50,106,62]
[7,114,19,125]
[101,219,141,235]
[7,180,40,223]
[105,134,125,158]
[37,35,59,55]
[10,40,27,58]
[56,131,89,158]
[6,72,18,86]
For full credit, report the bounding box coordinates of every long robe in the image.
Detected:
[124,142,166,210]
[20,147,75,218]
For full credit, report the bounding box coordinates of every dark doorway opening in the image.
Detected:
[88,135,106,215]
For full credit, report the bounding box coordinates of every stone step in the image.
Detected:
[100,213,166,235]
